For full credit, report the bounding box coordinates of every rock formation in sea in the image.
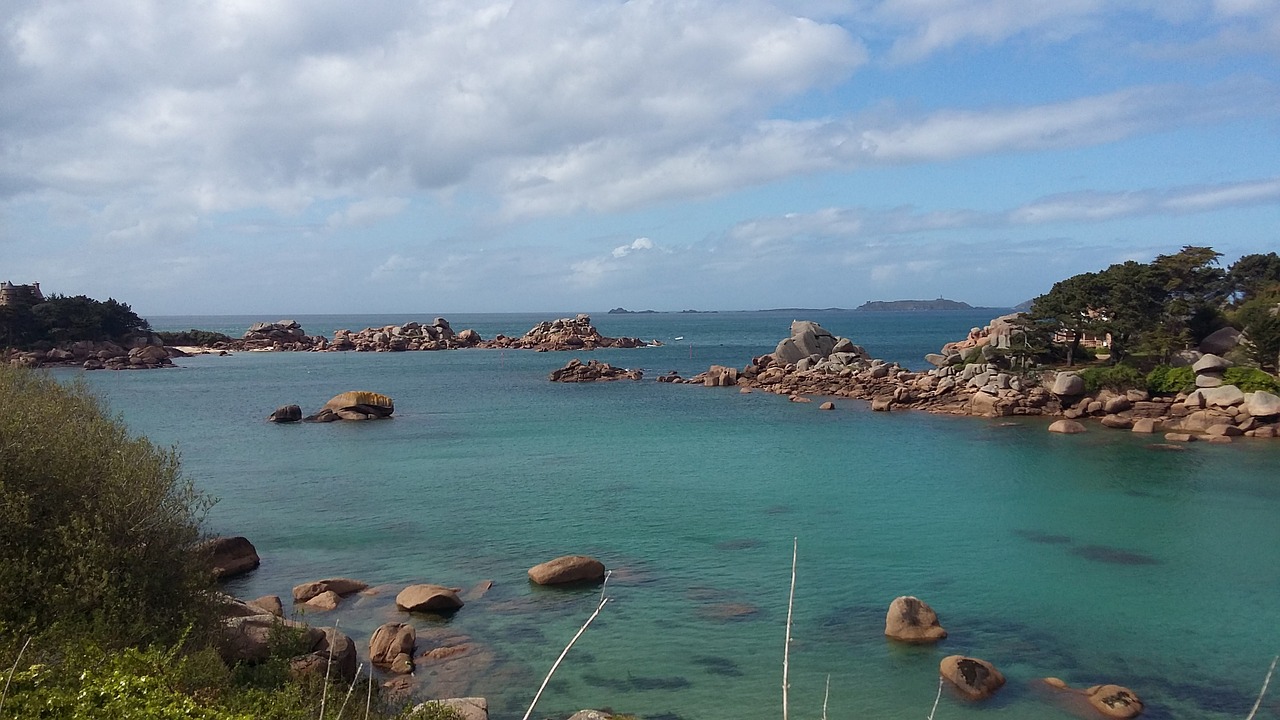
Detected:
[5,336,176,370]
[691,318,1280,442]
[549,359,643,382]
[302,391,395,422]
[482,314,647,351]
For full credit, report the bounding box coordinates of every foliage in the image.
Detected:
[1145,365,1196,395]
[1226,252,1280,303]
[402,702,466,720]
[1,294,150,349]
[1077,364,1145,394]
[1235,295,1280,372]
[1222,367,1280,394]
[156,329,234,346]
[0,365,217,649]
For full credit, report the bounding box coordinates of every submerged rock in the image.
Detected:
[528,555,607,585]
[884,596,947,643]
[940,655,1005,700]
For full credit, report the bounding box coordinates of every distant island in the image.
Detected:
[856,298,974,312]
[607,307,659,314]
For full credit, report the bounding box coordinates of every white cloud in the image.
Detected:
[326,197,409,230]
[612,237,655,258]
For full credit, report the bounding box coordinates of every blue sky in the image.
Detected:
[2,0,1278,315]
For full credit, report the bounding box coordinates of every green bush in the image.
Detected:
[1146,365,1196,395]
[156,329,234,346]
[1223,367,1280,393]
[0,365,217,649]
[1077,364,1145,393]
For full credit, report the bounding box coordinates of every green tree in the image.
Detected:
[0,366,216,648]
[1151,246,1226,350]
[31,294,150,345]
[1226,252,1280,304]
[1030,271,1109,366]
[1236,295,1280,372]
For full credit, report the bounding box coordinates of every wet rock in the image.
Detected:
[305,590,342,611]
[884,596,947,643]
[268,405,302,422]
[1048,419,1087,434]
[1086,684,1144,718]
[396,584,464,613]
[549,358,642,382]
[528,555,606,585]
[370,622,417,665]
[940,655,1005,700]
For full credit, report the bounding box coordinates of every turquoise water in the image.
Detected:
[72,312,1279,720]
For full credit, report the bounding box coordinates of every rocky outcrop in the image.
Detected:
[203,536,260,580]
[549,359,642,382]
[1048,419,1087,434]
[528,555,607,585]
[688,318,1280,442]
[395,584,464,613]
[304,391,394,422]
[481,315,647,351]
[940,655,1005,700]
[370,622,416,672]
[6,336,176,371]
[329,318,481,352]
[239,320,327,351]
[884,596,947,643]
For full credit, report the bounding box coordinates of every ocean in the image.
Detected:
[69,310,1280,720]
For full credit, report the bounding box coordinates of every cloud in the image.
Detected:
[326,197,409,230]
[611,237,655,259]
[873,0,1107,63]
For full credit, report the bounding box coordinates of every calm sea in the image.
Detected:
[68,310,1279,720]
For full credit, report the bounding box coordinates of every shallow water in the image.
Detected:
[70,311,1280,720]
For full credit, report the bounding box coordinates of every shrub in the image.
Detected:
[157,329,234,346]
[0,365,217,649]
[1077,364,1145,393]
[1222,367,1280,393]
[1146,365,1196,395]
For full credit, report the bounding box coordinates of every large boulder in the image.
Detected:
[1050,372,1085,396]
[290,626,357,682]
[267,405,302,423]
[884,596,947,643]
[395,584,464,613]
[203,536,260,580]
[1199,385,1245,408]
[1246,390,1280,418]
[528,555,606,585]
[219,615,323,665]
[939,655,1005,700]
[1086,684,1144,719]
[415,698,489,720]
[1199,327,1241,356]
[304,391,394,422]
[1191,354,1231,374]
[369,622,416,665]
[292,578,369,603]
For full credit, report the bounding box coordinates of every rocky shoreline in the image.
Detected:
[674,318,1280,444]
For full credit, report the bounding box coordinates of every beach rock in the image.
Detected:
[267,404,302,423]
[1048,419,1087,434]
[292,578,369,603]
[704,365,739,387]
[1246,391,1280,418]
[396,584,464,613]
[370,622,417,665]
[1199,385,1245,408]
[1199,327,1241,356]
[1051,372,1085,396]
[415,698,488,720]
[390,653,414,674]
[1205,423,1243,437]
[528,555,606,585]
[884,596,947,643]
[1103,396,1132,414]
[482,315,644,351]
[1164,432,1196,443]
[203,536,260,580]
[1196,374,1224,388]
[1100,414,1133,429]
[1191,354,1231,374]
[940,655,1005,700]
[819,401,835,410]
[219,615,323,665]
[568,711,613,720]
[316,391,395,420]
[1086,684,1144,718]
[871,396,893,412]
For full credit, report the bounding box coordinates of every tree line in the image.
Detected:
[1025,247,1280,371]
[0,293,151,349]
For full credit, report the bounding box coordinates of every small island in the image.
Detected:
[856,298,975,311]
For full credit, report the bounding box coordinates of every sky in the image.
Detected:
[2,0,1279,315]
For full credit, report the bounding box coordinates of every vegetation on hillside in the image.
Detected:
[0,365,457,719]
[0,293,151,349]
[1027,247,1280,371]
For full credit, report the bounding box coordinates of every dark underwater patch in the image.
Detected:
[1070,544,1161,565]
[692,655,744,676]
[714,538,764,551]
[1013,528,1074,544]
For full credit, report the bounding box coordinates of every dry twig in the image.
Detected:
[521,572,612,720]
[783,537,797,720]
[1245,655,1278,720]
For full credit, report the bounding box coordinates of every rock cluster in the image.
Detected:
[6,337,175,370]
[330,318,481,352]
[549,359,643,382]
[483,314,647,351]
[271,391,395,423]
[694,319,1280,442]
[218,597,357,682]
[239,320,327,351]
